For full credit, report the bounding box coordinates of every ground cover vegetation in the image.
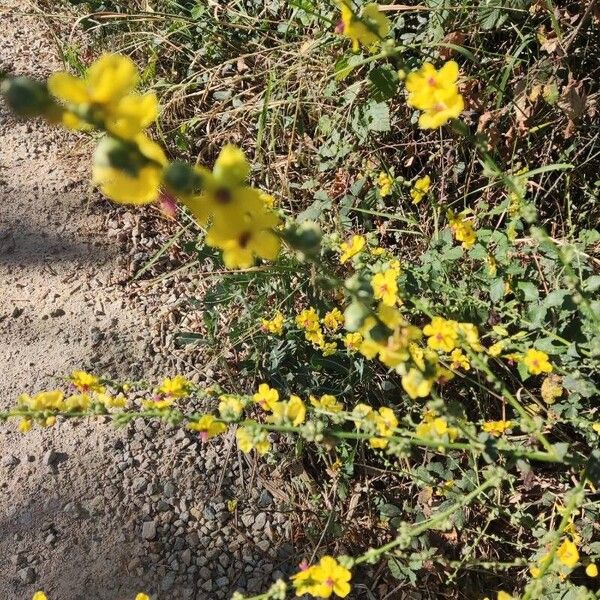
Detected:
[1,0,599,598]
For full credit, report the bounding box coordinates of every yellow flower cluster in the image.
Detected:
[43,55,283,269]
[482,420,512,437]
[261,311,285,335]
[295,307,339,356]
[17,370,126,431]
[406,61,464,129]
[336,1,391,53]
[292,556,352,598]
[411,175,431,205]
[448,210,477,249]
[377,171,394,197]
[352,404,398,448]
[415,410,459,442]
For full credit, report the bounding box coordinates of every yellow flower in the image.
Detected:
[343,332,363,351]
[586,563,598,577]
[70,370,104,393]
[458,322,484,352]
[450,348,470,370]
[304,555,352,598]
[337,1,391,53]
[359,305,421,368]
[158,375,191,398]
[261,311,285,335]
[270,395,306,427]
[236,426,271,455]
[218,395,244,420]
[448,210,477,249]
[253,383,280,412]
[20,390,65,411]
[540,374,563,404]
[96,392,127,409]
[188,415,226,441]
[92,134,167,205]
[310,394,344,413]
[64,394,91,411]
[410,175,431,204]
[556,538,579,568]
[135,594,151,600]
[592,423,600,435]
[487,341,506,357]
[369,406,398,449]
[296,307,320,332]
[423,316,459,352]
[143,397,174,410]
[416,413,458,441]
[371,269,398,307]
[405,61,464,128]
[339,235,365,264]
[19,419,32,433]
[45,416,57,427]
[482,420,512,437]
[402,368,433,400]
[322,308,345,332]
[48,54,158,139]
[497,593,515,600]
[49,54,137,105]
[32,594,48,600]
[523,349,553,375]
[205,196,281,269]
[377,171,394,197]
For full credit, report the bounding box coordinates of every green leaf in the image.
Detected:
[368,65,398,102]
[490,278,505,303]
[517,281,539,302]
[363,101,391,132]
[335,54,364,80]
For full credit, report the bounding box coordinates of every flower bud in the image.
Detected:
[93,136,145,177]
[283,221,322,255]
[163,160,204,197]
[1,76,52,118]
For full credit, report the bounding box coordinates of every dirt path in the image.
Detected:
[0,2,297,599]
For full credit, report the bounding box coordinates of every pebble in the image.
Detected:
[18,567,35,584]
[142,521,157,540]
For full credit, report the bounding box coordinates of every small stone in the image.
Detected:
[142,521,157,540]
[49,308,65,318]
[257,540,271,552]
[11,307,24,318]
[253,512,267,530]
[257,489,273,508]
[2,455,19,467]
[132,476,148,493]
[163,481,175,497]
[43,450,59,466]
[241,514,254,528]
[181,549,192,566]
[215,576,229,588]
[161,572,176,591]
[201,580,213,592]
[18,567,35,584]
[203,506,216,520]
